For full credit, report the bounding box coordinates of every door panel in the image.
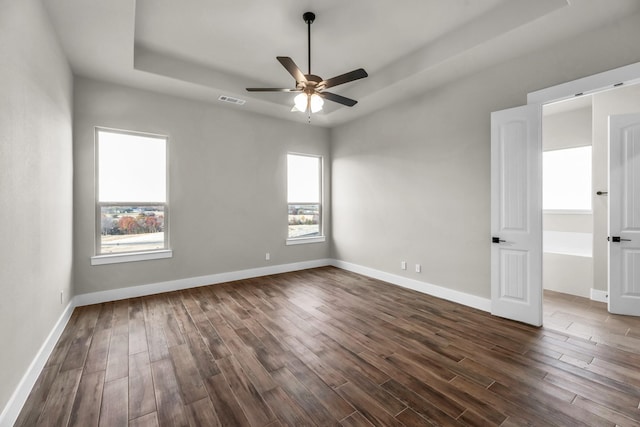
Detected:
[609,114,640,315]
[491,104,542,326]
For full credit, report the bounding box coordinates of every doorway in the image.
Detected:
[541,84,640,305]
[542,96,594,300]
[491,61,640,326]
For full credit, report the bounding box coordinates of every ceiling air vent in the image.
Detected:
[218,95,246,105]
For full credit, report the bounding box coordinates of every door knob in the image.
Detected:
[492,237,506,244]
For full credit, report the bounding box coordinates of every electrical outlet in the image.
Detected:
[415,264,421,273]
[401,261,407,270]
[265,252,270,261]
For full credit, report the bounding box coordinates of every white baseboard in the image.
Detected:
[0,301,75,427]
[590,288,608,303]
[331,260,492,312]
[75,258,490,313]
[74,258,333,306]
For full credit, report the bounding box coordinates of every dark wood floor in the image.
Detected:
[15,267,640,426]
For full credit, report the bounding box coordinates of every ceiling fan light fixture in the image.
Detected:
[292,93,324,113]
[293,93,308,112]
[310,93,324,113]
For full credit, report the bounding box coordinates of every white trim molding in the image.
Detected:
[331,260,492,312]
[91,249,173,265]
[285,236,326,245]
[591,288,608,303]
[0,301,75,427]
[528,61,640,105]
[76,258,333,306]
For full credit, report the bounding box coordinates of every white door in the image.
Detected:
[608,113,640,315]
[491,104,542,326]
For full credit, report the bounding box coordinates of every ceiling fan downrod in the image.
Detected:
[303,12,315,75]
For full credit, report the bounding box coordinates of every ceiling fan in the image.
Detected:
[246,12,368,114]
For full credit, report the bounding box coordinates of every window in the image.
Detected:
[287,153,324,244]
[93,128,170,264]
[543,145,592,212]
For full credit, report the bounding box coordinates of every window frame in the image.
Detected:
[91,127,172,265]
[286,152,326,245]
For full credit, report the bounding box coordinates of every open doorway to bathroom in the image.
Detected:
[542,82,640,342]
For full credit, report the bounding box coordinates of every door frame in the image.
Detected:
[492,61,640,322]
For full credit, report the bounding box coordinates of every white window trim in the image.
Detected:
[91,249,173,265]
[286,236,326,245]
[94,127,170,263]
[543,209,593,215]
[286,152,325,245]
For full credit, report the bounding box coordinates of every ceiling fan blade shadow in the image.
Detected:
[321,68,368,89]
[246,88,302,92]
[277,57,307,83]
[318,91,358,107]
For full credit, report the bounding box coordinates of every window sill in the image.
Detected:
[286,236,326,246]
[91,249,173,265]
[543,210,593,215]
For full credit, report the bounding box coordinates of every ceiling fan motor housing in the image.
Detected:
[303,12,315,24]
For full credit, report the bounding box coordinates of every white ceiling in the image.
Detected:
[43,0,640,127]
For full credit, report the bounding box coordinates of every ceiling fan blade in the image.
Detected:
[321,68,368,89]
[318,91,358,107]
[246,88,301,92]
[277,56,307,83]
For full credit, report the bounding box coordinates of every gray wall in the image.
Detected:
[0,0,73,414]
[331,11,640,299]
[73,78,331,295]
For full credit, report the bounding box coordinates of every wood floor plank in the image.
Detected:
[168,343,208,404]
[68,370,105,427]
[13,365,60,427]
[99,377,128,426]
[36,368,83,426]
[185,397,222,427]
[162,312,186,348]
[60,326,94,372]
[150,358,190,427]
[16,267,640,426]
[203,373,251,426]
[262,386,320,427]
[572,395,640,427]
[94,302,114,331]
[129,412,159,427]
[339,411,375,427]
[282,335,348,389]
[335,382,404,427]
[105,332,129,382]
[129,314,148,356]
[192,317,231,360]
[85,328,112,374]
[128,351,156,420]
[216,355,276,426]
[112,300,130,336]
[285,357,355,420]
[383,377,464,426]
[184,330,221,379]
[270,366,337,425]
